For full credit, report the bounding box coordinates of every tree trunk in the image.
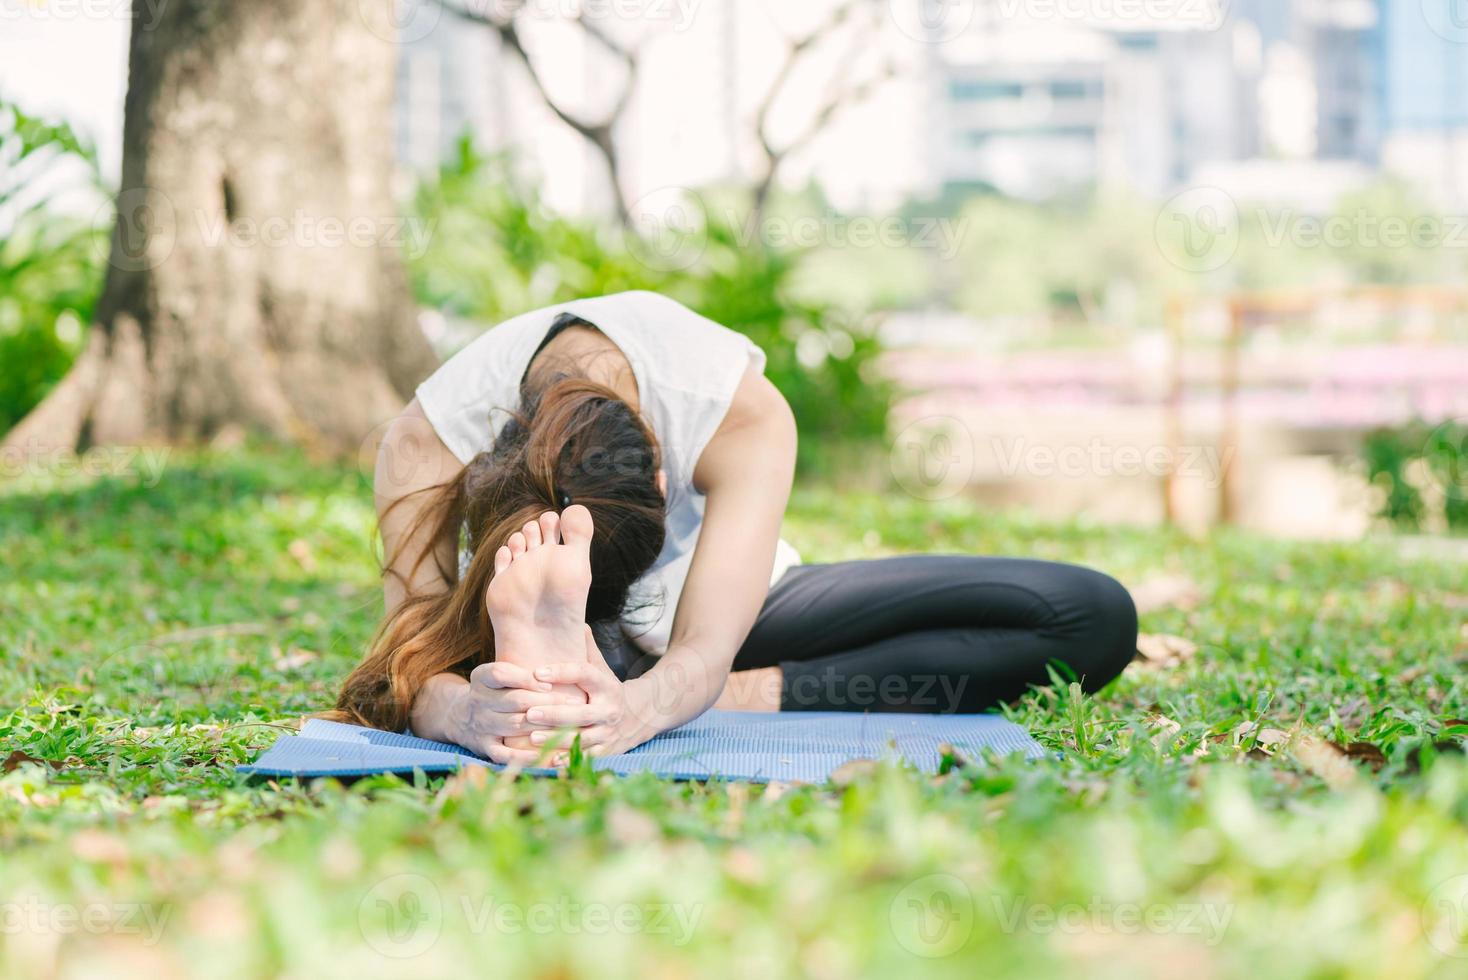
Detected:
[4,0,438,456]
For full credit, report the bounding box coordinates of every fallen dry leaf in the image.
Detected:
[1293,735,1359,789]
[71,829,130,864]
[3,750,61,773]
[1134,633,1199,669]
[438,764,489,799]
[1336,741,1387,771]
[1231,722,1290,759]
[723,847,766,885]
[146,622,268,647]
[1254,727,1291,749]
[937,742,976,771]
[1405,740,1465,773]
[829,758,878,786]
[1147,714,1182,750]
[287,538,317,572]
[759,781,791,805]
[1396,665,1430,684]
[1131,574,1204,614]
[270,647,318,672]
[1331,697,1372,729]
[607,802,661,845]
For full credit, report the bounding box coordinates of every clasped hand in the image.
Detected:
[456,626,651,766]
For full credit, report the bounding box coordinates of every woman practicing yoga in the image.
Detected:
[335,291,1138,764]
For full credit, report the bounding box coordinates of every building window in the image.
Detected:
[950,80,1026,101]
[1049,79,1101,100]
[1118,33,1159,51]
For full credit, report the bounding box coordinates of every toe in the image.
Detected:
[523,520,542,550]
[559,504,594,550]
[508,531,527,557]
[539,510,561,545]
[494,546,512,576]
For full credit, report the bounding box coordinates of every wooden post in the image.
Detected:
[1162,296,1186,526]
[1218,299,1244,525]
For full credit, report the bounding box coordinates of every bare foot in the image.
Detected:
[713,666,783,712]
[485,505,595,750]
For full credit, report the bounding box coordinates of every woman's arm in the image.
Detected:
[625,367,798,739]
[376,399,463,613]
[373,400,473,740]
[373,402,578,760]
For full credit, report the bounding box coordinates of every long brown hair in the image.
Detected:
[331,374,666,731]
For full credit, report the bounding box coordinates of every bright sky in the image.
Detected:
[0,3,922,213]
[0,12,130,181]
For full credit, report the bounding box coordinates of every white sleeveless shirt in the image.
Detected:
[415,291,801,654]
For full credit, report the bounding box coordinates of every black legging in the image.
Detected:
[597,556,1137,713]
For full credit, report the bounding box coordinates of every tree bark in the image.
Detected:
[4,0,438,456]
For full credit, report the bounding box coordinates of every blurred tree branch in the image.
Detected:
[437,0,641,226]
[434,0,899,229]
[751,0,896,223]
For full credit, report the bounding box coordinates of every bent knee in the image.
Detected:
[1050,565,1138,692]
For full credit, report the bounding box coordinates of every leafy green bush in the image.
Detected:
[1362,419,1468,532]
[0,98,105,433]
[408,139,892,465]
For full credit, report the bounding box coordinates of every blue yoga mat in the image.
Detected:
[239,711,1045,784]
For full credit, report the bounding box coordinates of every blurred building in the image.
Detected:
[391,0,1462,213]
[392,0,921,215]
[1377,0,1468,207]
[921,0,1392,201]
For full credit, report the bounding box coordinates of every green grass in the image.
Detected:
[3,445,1467,978]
